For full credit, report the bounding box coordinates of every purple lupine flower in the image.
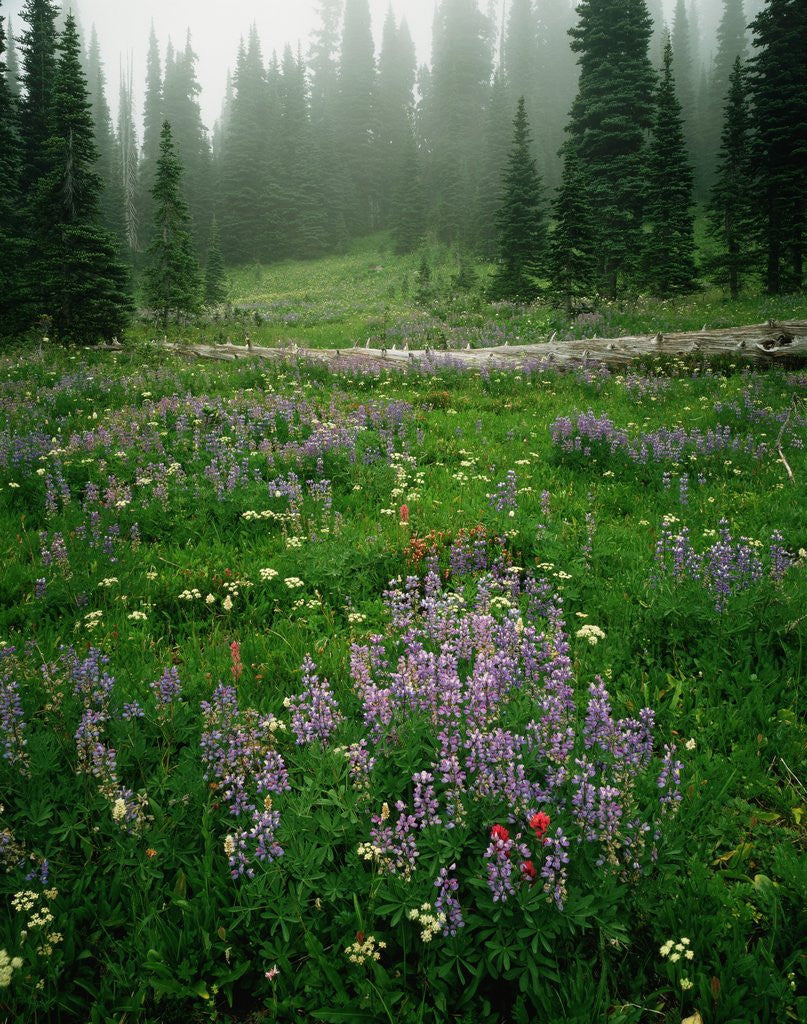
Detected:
[489,470,518,512]
[0,674,27,769]
[541,827,570,910]
[286,655,342,745]
[151,666,182,707]
[657,743,683,814]
[435,864,464,936]
[412,771,441,828]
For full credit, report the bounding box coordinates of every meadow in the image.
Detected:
[1,254,806,1023]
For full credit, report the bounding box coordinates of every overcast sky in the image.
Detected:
[6,1,439,128]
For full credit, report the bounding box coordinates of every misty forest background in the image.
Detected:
[0,0,805,343]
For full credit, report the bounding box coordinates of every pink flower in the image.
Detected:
[491,824,510,843]
[230,640,242,682]
[399,504,409,524]
[265,965,279,981]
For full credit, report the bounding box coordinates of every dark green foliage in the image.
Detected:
[568,0,657,297]
[335,0,377,235]
[4,10,18,96]
[474,71,512,257]
[533,0,579,191]
[376,10,416,229]
[217,29,272,263]
[642,38,697,297]
[391,135,426,254]
[204,216,227,306]
[700,0,748,196]
[136,24,162,240]
[86,26,126,245]
[32,14,131,343]
[117,67,140,254]
[421,0,493,245]
[0,1,30,338]
[547,145,597,311]
[705,58,757,298]
[17,0,59,184]
[491,97,546,302]
[145,120,201,326]
[748,0,807,294]
[671,0,696,158]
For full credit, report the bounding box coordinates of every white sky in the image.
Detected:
[7,0,439,129]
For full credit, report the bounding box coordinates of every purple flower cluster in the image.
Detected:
[150,666,183,709]
[489,470,518,512]
[0,666,28,771]
[434,864,465,936]
[286,656,342,745]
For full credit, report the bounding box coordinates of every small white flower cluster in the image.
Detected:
[12,889,62,957]
[284,577,304,589]
[178,588,202,601]
[660,936,694,963]
[97,577,119,588]
[576,624,606,646]
[127,610,148,622]
[407,904,446,943]
[344,934,386,965]
[83,610,104,631]
[347,611,367,625]
[260,567,279,581]
[0,949,23,988]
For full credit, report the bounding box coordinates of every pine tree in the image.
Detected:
[18,0,59,184]
[702,0,748,194]
[336,0,377,234]
[137,24,163,241]
[491,97,546,302]
[642,37,697,296]
[705,57,757,297]
[567,0,657,297]
[748,0,807,293]
[117,62,140,254]
[204,215,227,306]
[534,0,579,191]
[145,120,201,326]
[547,145,597,311]
[0,0,29,338]
[376,10,416,228]
[474,70,513,255]
[4,12,18,96]
[86,25,126,244]
[392,134,426,254]
[32,13,132,342]
[671,0,696,156]
[218,27,271,262]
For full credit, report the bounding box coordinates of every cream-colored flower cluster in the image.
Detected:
[344,934,386,965]
[407,904,446,943]
[12,889,62,957]
[0,949,23,988]
[576,624,606,646]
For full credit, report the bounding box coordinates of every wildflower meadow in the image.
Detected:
[0,335,805,1023]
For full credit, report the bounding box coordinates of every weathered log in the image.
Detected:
[160,320,807,371]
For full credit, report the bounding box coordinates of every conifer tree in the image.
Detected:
[567,0,656,297]
[336,0,377,234]
[392,135,426,254]
[702,0,747,193]
[534,0,579,191]
[137,24,163,240]
[18,0,59,184]
[705,57,757,297]
[642,37,697,296]
[491,97,546,302]
[474,70,513,255]
[0,1,29,338]
[672,0,696,156]
[4,12,18,96]
[547,145,597,311]
[204,215,227,306]
[748,0,807,293]
[145,120,201,326]
[118,64,140,254]
[376,10,416,228]
[86,25,125,244]
[33,13,132,342]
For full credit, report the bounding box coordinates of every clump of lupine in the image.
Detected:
[652,518,797,611]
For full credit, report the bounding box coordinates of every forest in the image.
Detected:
[0,0,805,344]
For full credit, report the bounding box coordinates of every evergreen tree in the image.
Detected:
[86,25,125,244]
[391,134,426,254]
[218,27,271,262]
[567,0,657,297]
[474,69,513,255]
[748,0,807,293]
[204,215,227,305]
[4,12,18,96]
[705,57,757,297]
[18,0,59,184]
[137,24,163,241]
[547,145,597,311]
[308,0,342,125]
[162,33,213,250]
[642,37,697,296]
[504,0,538,125]
[32,14,132,342]
[491,97,546,302]
[0,1,29,338]
[671,0,696,157]
[117,63,140,253]
[145,120,201,326]
[336,0,377,234]
[376,10,416,228]
[645,0,666,65]
[534,0,578,190]
[701,0,748,194]
[422,0,493,244]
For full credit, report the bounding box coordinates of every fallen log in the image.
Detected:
[162,319,807,371]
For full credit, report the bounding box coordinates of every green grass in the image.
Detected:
[0,270,806,1023]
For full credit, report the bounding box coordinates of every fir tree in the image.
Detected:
[117,63,140,254]
[474,70,513,255]
[145,120,201,326]
[376,10,416,228]
[33,13,132,342]
[671,0,696,155]
[86,25,126,244]
[748,0,807,293]
[705,57,757,297]
[0,1,29,338]
[137,24,163,240]
[491,97,546,302]
[392,134,426,254]
[5,12,18,96]
[567,0,656,297]
[701,0,748,194]
[642,36,697,296]
[547,145,597,311]
[17,0,59,184]
[204,215,227,306]
[336,0,377,234]
[534,0,579,191]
